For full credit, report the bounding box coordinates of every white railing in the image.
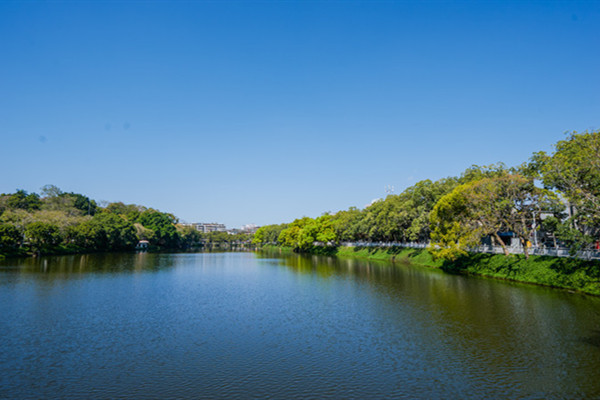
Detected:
[337,241,600,260]
[473,245,600,260]
[341,241,427,249]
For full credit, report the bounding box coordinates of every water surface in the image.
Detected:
[1,252,599,399]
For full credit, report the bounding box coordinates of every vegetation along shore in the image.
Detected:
[254,130,600,295]
[0,185,251,258]
[3,130,599,295]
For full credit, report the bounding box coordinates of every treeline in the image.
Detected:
[0,185,249,256]
[254,130,600,260]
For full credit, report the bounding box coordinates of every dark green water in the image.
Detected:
[1,251,599,399]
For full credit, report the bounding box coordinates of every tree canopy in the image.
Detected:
[0,186,198,256]
[254,130,600,260]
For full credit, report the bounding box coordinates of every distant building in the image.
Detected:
[240,224,259,233]
[182,222,227,233]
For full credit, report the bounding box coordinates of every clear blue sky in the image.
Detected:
[1,1,598,228]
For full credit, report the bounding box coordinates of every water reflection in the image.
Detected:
[0,252,181,275]
[257,250,600,396]
[1,251,599,399]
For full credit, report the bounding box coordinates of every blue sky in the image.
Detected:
[1,1,598,228]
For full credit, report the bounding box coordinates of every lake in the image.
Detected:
[1,251,599,399]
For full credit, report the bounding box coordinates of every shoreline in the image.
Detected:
[259,245,600,296]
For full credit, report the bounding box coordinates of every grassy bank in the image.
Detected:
[261,245,600,296]
[447,252,600,296]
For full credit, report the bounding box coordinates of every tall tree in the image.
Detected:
[0,224,22,253]
[25,221,61,253]
[137,210,180,248]
[430,174,556,260]
[6,190,42,212]
[533,130,600,250]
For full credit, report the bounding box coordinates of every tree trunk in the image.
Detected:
[492,232,510,256]
[520,237,530,259]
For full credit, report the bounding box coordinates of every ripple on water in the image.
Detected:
[1,252,600,399]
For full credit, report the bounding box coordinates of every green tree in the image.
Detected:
[252,226,266,244]
[65,220,105,250]
[429,183,487,260]
[7,190,42,212]
[330,207,362,242]
[341,177,459,244]
[92,213,137,250]
[252,223,289,245]
[458,163,509,184]
[0,224,22,253]
[278,223,304,249]
[493,174,559,258]
[62,192,97,216]
[177,225,203,248]
[533,130,600,251]
[25,221,61,253]
[64,214,137,251]
[430,174,555,260]
[104,202,146,221]
[137,210,180,248]
[277,215,337,251]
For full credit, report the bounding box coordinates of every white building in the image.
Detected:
[181,222,227,233]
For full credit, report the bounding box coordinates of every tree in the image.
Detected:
[6,190,42,212]
[137,210,180,248]
[402,177,460,242]
[278,219,308,249]
[430,183,489,260]
[91,213,137,250]
[330,207,362,242]
[277,216,337,251]
[430,174,556,260]
[493,174,559,258]
[104,202,146,221]
[40,184,62,198]
[336,177,459,244]
[459,163,509,184]
[62,193,97,216]
[63,213,137,251]
[65,221,105,250]
[252,223,288,245]
[25,221,61,253]
[533,130,600,251]
[252,226,266,244]
[177,225,203,248]
[0,224,22,253]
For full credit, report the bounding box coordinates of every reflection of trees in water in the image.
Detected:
[256,249,600,394]
[0,252,178,275]
[256,249,404,282]
[2,250,253,276]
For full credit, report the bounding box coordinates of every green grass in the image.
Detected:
[447,253,600,296]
